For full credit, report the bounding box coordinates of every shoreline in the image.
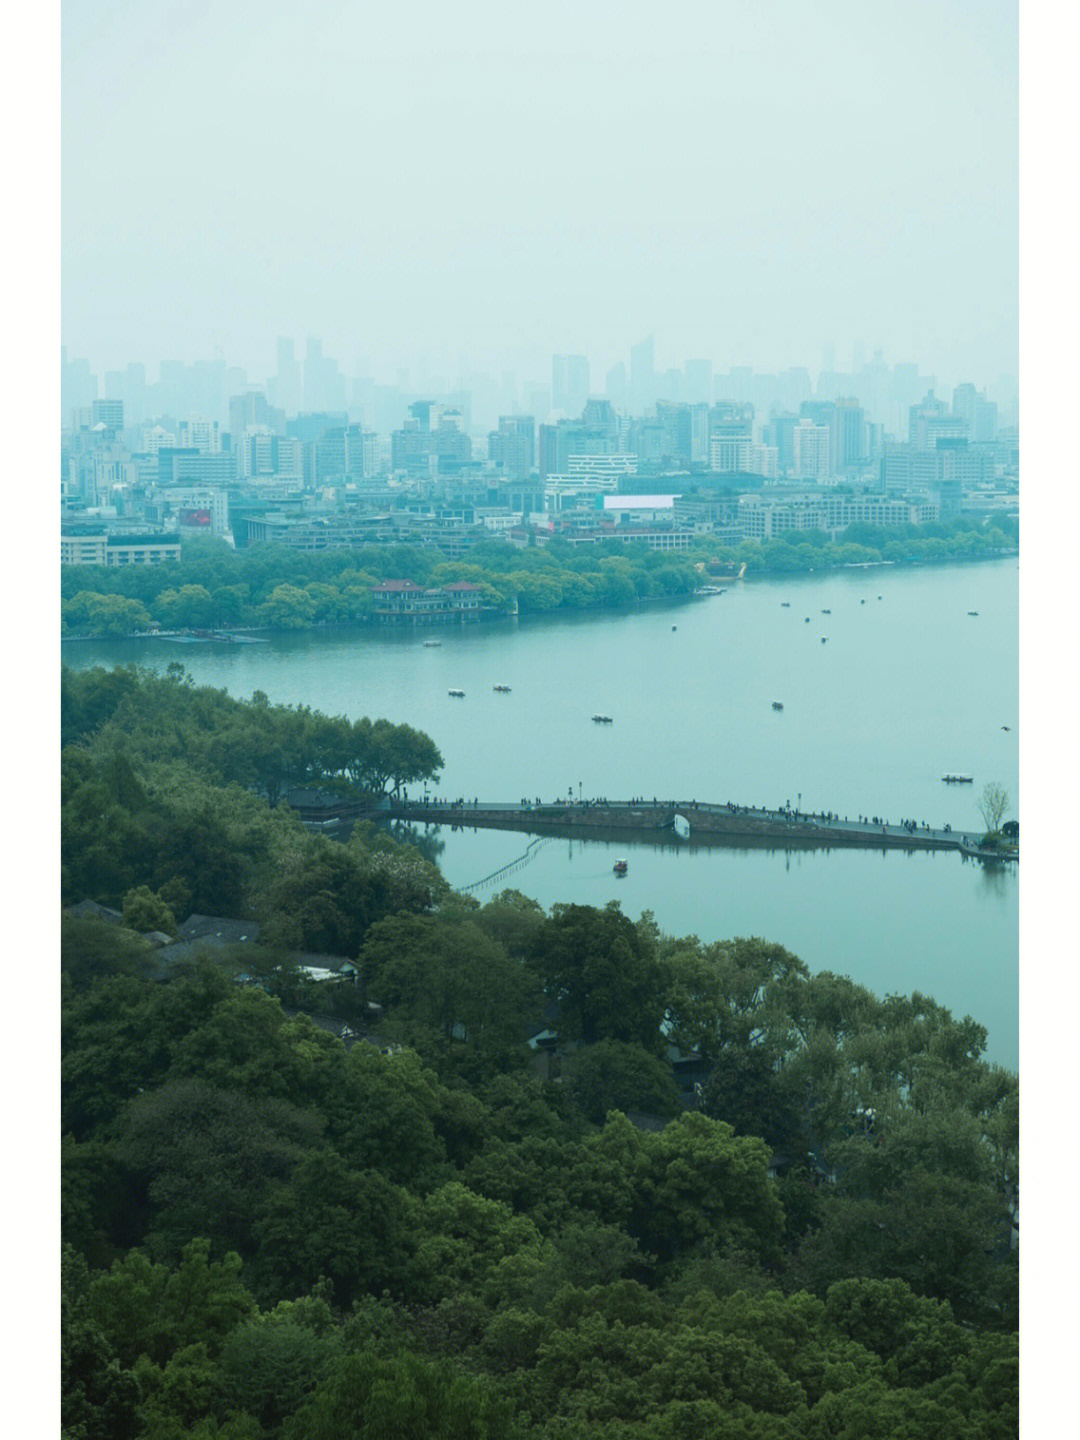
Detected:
[60,548,1018,644]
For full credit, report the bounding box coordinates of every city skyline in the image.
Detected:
[63,1,1017,390]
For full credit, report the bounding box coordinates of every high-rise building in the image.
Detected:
[178,417,221,453]
[709,400,754,438]
[834,398,866,470]
[605,362,628,409]
[765,413,798,474]
[62,348,98,425]
[92,398,124,433]
[953,382,998,444]
[630,336,655,413]
[792,419,830,479]
[710,434,752,473]
[690,403,710,463]
[683,359,712,406]
[538,424,559,480]
[488,416,536,479]
[656,402,693,465]
[551,355,590,415]
[910,391,966,449]
[229,391,285,438]
[271,337,303,414]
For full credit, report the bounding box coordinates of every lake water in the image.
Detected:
[65,558,1019,1068]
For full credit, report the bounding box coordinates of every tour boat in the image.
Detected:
[448,689,465,697]
[613,859,628,875]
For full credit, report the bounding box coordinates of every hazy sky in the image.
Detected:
[62,0,1017,387]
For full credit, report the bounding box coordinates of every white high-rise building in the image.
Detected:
[141,425,176,456]
[792,419,830,479]
[178,417,221,453]
[710,435,752,473]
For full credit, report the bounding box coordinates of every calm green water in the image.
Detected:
[65,559,1019,1067]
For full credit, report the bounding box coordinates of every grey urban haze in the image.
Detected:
[62,0,1017,391]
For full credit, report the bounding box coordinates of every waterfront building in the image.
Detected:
[371,578,483,623]
[737,491,938,541]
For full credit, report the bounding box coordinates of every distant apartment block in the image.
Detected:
[157,449,237,485]
[709,435,751,473]
[738,492,938,541]
[177,417,222,453]
[792,420,831,479]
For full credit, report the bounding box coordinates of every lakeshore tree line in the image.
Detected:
[61,514,1017,636]
[62,666,1018,1438]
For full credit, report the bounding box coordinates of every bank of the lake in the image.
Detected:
[66,558,1018,1067]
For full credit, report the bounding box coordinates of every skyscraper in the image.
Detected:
[551,355,590,415]
[630,336,655,413]
[793,419,830,479]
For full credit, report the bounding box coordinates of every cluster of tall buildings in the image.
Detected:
[61,338,1018,564]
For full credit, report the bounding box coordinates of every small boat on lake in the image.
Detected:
[592,714,613,724]
[448,689,465,698]
[968,610,979,616]
[492,684,511,692]
[942,773,973,783]
[821,608,831,614]
[423,640,442,646]
[772,701,784,711]
[613,858,628,875]
[781,601,791,607]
